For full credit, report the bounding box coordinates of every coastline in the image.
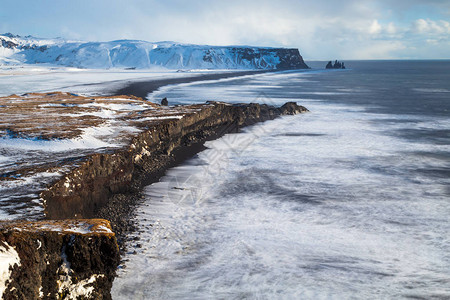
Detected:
[112,69,271,99]
[41,100,308,246]
[0,88,307,298]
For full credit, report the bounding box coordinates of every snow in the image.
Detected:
[0,65,226,97]
[35,221,113,235]
[0,171,61,192]
[58,274,104,299]
[0,125,119,152]
[79,101,153,111]
[138,115,184,121]
[0,242,21,298]
[0,33,285,71]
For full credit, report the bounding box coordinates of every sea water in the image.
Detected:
[112,61,450,299]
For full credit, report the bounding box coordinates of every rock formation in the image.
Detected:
[326,60,345,69]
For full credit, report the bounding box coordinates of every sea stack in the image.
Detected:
[326,60,345,69]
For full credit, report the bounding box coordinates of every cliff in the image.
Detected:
[0,91,308,299]
[0,219,119,299]
[0,92,307,223]
[0,33,309,70]
[41,101,308,238]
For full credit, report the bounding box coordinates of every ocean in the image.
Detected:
[112,61,450,299]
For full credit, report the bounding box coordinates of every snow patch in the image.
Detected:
[0,124,119,152]
[36,222,113,235]
[0,242,21,298]
[138,115,184,121]
[57,245,104,299]
[0,171,61,192]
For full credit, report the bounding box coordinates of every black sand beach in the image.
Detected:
[113,70,269,98]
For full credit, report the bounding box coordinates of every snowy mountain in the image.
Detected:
[0,33,309,70]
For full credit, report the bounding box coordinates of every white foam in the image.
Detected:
[413,88,450,93]
[113,70,450,298]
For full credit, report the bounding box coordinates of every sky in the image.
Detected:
[1,0,449,59]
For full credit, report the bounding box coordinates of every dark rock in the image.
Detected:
[279,102,309,115]
[326,60,346,69]
[161,97,168,106]
[228,47,309,69]
[0,219,119,300]
[0,37,18,49]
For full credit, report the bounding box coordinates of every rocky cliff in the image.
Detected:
[0,91,308,299]
[0,33,309,70]
[0,219,119,300]
[41,101,308,237]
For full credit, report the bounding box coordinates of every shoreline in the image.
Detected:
[0,72,308,298]
[112,69,271,99]
[42,101,308,247]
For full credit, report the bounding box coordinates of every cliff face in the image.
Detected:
[271,48,309,69]
[0,219,119,300]
[41,102,308,221]
[0,33,309,70]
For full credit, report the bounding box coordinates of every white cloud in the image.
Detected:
[386,22,397,35]
[369,20,382,34]
[3,0,450,59]
[411,19,450,35]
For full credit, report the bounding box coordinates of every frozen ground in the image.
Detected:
[0,65,230,97]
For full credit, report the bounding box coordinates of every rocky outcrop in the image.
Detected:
[271,48,309,69]
[0,219,119,300]
[326,60,345,69]
[223,47,309,69]
[0,37,18,49]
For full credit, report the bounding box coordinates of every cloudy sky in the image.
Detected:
[1,0,449,59]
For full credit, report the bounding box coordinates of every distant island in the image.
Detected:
[326,60,345,69]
